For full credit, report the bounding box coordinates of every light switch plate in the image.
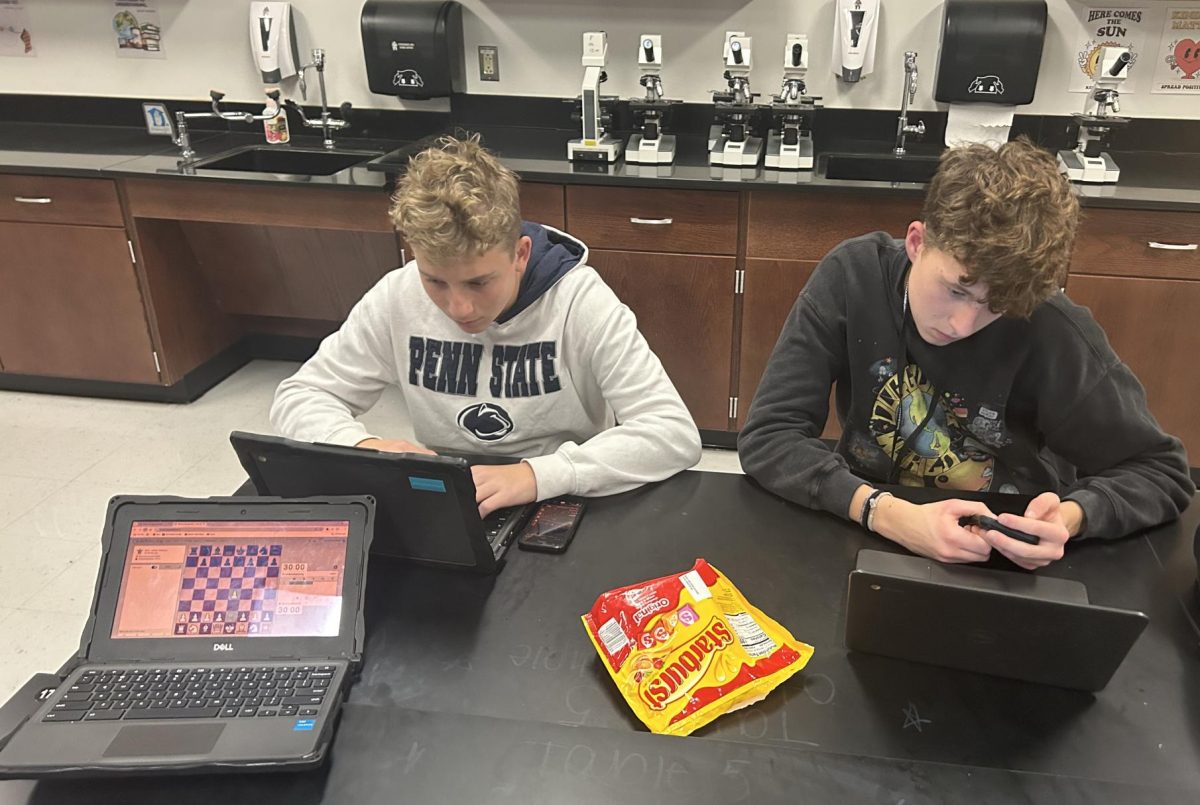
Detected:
[479,45,499,82]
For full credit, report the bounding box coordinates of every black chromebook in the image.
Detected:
[230,431,535,574]
[0,495,374,777]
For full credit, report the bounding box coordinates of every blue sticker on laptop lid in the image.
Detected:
[294,719,316,731]
[409,477,446,493]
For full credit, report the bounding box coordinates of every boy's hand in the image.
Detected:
[355,437,436,455]
[471,462,538,519]
[971,492,1072,570]
[873,496,994,564]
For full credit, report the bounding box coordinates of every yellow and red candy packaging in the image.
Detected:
[581,558,813,736]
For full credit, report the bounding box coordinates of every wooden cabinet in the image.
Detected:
[736,258,839,439]
[1064,207,1200,457]
[0,176,159,384]
[520,182,565,230]
[570,185,742,431]
[1066,274,1200,456]
[735,192,921,436]
[589,250,735,431]
[567,186,739,255]
[746,190,922,260]
[9,164,1196,463]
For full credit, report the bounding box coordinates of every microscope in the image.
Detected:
[709,32,764,167]
[1057,46,1132,184]
[765,34,821,170]
[626,35,679,165]
[567,31,623,163]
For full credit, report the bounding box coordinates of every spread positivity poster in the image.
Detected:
[1070,7,1149,93]
[1152,7,1200,93]
[0,0,34,57]
[113,0,164,59]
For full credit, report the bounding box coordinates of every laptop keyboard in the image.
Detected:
[42,665,335,723]
[482,507,518,545]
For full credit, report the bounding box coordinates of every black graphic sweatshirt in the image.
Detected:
[738,232,1194,539]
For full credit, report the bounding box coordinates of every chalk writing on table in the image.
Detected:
[523,740,751,802]
[901,702,932,732]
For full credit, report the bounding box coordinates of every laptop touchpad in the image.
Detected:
[104,724,225,757]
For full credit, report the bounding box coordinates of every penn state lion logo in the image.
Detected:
[458,402,514,442]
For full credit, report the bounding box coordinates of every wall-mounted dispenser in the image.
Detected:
[935,0,1047,147]
[361,0,465,99]
[832,0,879,82]
[249,2,299,85]
[935,0,1046,105]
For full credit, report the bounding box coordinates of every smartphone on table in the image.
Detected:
[517,497,586,553]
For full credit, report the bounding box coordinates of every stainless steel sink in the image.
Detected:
[822,152,942,184]
[193,146,382,176]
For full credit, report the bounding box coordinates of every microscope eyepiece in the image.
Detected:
[1109,51,1132,76]
[730,40,744,64]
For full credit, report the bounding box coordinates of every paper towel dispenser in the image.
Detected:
[934,0,1046,105]
[361,0,465,99]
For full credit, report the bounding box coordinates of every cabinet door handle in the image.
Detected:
[13,196,53,204]
[1148,241,1197,251]
[629,217,673,225]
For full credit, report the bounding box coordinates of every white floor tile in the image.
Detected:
[0,475,62,531]
[0,390,176,435]
[0,609,88,704]
[0,530,92,609]
[0,478,162,544]
[169,446,256,498]
[0,423,120,481]
[22,547,102,616]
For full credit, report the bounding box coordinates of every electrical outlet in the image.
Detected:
[479,45,500,82]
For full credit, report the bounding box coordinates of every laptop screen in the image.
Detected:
[111,520,350,640]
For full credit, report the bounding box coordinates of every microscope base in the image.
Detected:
[567,137,624,163]
[625,134,677,164]
[764,132,814,170]
[709,136,764,167]
[1057,149,1120,184]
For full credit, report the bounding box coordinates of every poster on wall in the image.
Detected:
[112,0,164,59]
[0,0,34,57]
[1070,7,1150,93]
[1151,7,1200,94]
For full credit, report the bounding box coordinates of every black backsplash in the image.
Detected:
[3,93,1198,155]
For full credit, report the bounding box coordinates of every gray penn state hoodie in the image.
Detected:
[271,223,702,500]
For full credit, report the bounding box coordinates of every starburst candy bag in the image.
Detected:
[582,558,813,736]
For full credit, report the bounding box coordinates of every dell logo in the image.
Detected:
[213,642,234,652]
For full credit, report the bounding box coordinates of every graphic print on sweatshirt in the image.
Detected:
[408,336,564,443]
[866,358,1000,491]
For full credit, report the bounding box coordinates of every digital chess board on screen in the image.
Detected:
[112,521,349,640]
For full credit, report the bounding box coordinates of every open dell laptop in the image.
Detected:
[231,431,534,573]
[0,495,374,776]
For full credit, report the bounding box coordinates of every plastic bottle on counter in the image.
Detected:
[263,89,290,145]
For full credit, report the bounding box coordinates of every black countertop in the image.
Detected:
[1,122,1198,212]
[1,471,1197,803]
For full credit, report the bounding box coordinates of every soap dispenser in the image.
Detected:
[249,2,299,85]
[832,0,880,82]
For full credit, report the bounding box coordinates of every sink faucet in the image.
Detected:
[894,51,926,156]
[168,89,281,163]
[288,49,352,150]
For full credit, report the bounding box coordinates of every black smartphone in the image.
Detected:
[958,514,1040,546]
[517,497,586,553]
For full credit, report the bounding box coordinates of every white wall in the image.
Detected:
[2,0,1197,119]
